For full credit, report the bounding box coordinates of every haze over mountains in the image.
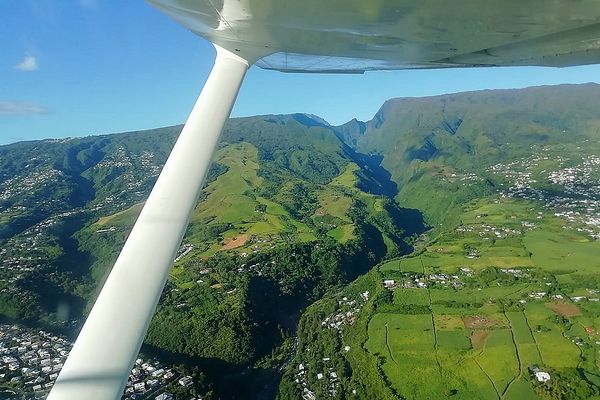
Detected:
[0,83,599,399]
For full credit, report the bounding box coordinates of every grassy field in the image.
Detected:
[94,202,143,227]
[363,195,600,399]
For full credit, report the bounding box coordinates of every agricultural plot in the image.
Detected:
[365,313,445,398]
[503,377,539,400]
[505,311,543,367]
[393,288,430,306]
[474,330,519,393]
[436,330,471,351]
[94,202,143,227]
[524,303,581,368]
[364,195,600,399]
[380,257,424,274]
[524,229,600,273]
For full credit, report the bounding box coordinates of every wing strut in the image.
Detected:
[48,45,249,400]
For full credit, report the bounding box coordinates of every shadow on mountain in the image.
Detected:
[346,150,398,197]
[386,205,429,237]
[55,213,94,279]
[18,273,86,322]
[0,211,46,241]
[53,141,105,207]
[408,136,439,162]
[141,344,279,400]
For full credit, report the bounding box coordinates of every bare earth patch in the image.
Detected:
[221,234,250,250]
[470,330,490,349]
[547,301,582,317]
[463,315,502,329]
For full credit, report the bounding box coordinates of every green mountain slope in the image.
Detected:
[354,83,600,227]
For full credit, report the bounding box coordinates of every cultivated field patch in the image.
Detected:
[220,234,250,250]
[547,300,582,317]
[463,315,506,330]
[470,330,490,349]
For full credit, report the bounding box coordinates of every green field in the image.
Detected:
[361,195,600,399]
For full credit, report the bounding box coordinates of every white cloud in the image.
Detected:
[14,55,38,71]
[0,101,48,115]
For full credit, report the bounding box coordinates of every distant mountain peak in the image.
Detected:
[291,113,331,128]
[332,118,367,148]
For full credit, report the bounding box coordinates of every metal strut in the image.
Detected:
[48,45,249,400]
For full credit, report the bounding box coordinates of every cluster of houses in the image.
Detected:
[309,292,367,399]
[0,325,69,395]
[124,359,194,399]
[0,324,195,400]
[239,237,275,258]
[0,148,168,313]
[95,145,134,169]
[0,208,86,295]
[296,358,342,400]
[526,291,599,304]
[439,171,483,186]
[0,167,65,202]
[489,152,600,240]
[0,210,83,308]
[500,268,528,277]
[465,248,479,259]
[321,292,369,332]
[87,148,161,212]
[384,270,470,290]
[456,223,529,239]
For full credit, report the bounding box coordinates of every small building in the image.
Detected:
[178,375,193,387]
[535,371,551,383]
[152,368,165,378]
[147,379,160,388]
[133,382,146,392]
[383,280,396,289]
[302,388,316,400]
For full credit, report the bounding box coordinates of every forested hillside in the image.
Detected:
[0,113,425,398]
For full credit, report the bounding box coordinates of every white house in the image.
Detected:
[535,371,551,383]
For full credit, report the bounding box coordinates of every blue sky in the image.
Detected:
[3,1,600,145]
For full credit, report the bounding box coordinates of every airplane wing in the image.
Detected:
[49,1,600,399]
[149,0,600,72]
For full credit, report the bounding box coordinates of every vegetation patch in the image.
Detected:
[220,234,250,250]
[546,301,582,317]
[470,330,490,349]
[463,315,506,330]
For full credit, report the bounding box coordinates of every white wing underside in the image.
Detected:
[149,0,600,73]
